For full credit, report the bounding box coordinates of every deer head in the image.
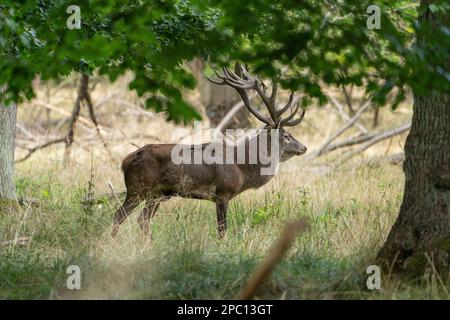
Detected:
[208,64,307,162]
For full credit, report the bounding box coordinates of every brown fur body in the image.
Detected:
[111,130,306,237]
[111,64,307,237]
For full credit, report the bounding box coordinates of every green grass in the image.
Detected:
[1,160,449,299]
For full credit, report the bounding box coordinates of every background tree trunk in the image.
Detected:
[190,59,250,129]
[377,94,450,272]
[0,103,18,204]
[377,0,450,273]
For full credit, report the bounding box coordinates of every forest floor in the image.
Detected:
[3,76,448,299]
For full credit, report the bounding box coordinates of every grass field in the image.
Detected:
[4,153,449,299]
[2,77,448,300]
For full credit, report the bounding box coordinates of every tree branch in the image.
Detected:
[305,121,410,162]
[238,219,309,300]
[328,95,369,134]
[83,76,116,164]
[15,137,67,163]
[63,74,86,162]
[312,100,372,157]
[343,122,411,157]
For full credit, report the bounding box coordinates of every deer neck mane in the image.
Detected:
[235,130,279,189]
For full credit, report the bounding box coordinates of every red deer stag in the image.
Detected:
[111,64,307,237]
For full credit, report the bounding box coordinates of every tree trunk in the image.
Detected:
[377,1,450,273]
[190,58,250,129]
[0,102,17,207]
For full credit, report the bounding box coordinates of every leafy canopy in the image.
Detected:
[1,0,448,122]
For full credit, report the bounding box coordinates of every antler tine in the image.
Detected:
[237,64,255,81]
[282,106,306,127]
[235,64,279,124]
[280,100,300,123]
[215,69,225,79]
[276,92,294,116]
[208,63,274,126]
[208,65,305,127]
[207,70,227,86]
[252,79,278,122]
[229,66,252,83]
[212,73,256,90]
[236,90,274,125]
[207,77,224,86]
[270,80,278,105]
[221,67,258,90]
[208,75,254,90]
[223,67,241,82]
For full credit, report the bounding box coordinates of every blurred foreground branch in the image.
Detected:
[238,219,309,300]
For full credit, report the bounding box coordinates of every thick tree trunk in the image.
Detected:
[377,1,450,273]
[377,94,450,272]
[0,103,17,206]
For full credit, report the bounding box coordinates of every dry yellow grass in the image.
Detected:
[5,74,444,300]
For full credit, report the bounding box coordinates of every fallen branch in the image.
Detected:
[324,132,377,153]
[330,122,410,154]
[304,121,410,163]
[311,100,372,158]
[333,122,411,167]
[328,95,368,134]
[237,219,309,300]
[341,122,411,159]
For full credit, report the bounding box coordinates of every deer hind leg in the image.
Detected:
[215,195,230,238]
[138,199,161,235]
[111,195,139,237]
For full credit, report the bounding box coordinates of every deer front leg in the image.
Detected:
[112,195,139,237]
[215,196,229,238]
[138,199,160,236]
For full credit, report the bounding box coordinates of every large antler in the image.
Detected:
[208,63,305,127]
